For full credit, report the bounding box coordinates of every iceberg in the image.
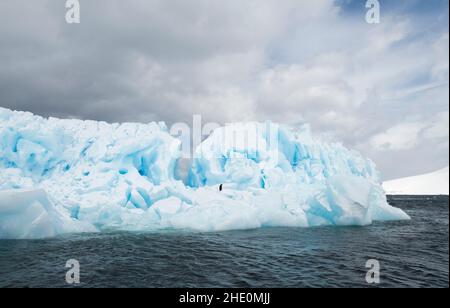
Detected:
[0,189,95,239]
[0,107,409,239]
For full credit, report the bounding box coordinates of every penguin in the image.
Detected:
[219,184,223,192]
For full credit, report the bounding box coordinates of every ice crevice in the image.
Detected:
[0,107,410,239]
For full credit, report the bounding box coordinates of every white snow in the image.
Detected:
[383,167,449,195]
[0,107,410,239]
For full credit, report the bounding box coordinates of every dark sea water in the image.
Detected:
[0,196,448,288]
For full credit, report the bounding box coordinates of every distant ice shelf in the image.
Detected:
[0,107,410,239]
[383,167,449,196]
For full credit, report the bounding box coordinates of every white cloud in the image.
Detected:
[370,111,449,152]
[370,122,425,151]
[422,112,450,140]
[0,0,448,179]
[432,33,450,81]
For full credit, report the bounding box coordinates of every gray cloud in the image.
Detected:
[0,0,448,180]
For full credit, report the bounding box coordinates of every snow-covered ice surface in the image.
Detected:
[0,189,95,239]
[0,107,409,239]
[383,167,449,195]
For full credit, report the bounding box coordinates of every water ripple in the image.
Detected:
[0,196,448,288]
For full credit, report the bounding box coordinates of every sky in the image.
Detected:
[0,0,448,180]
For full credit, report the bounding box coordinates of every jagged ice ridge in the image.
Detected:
[0,107,409,239]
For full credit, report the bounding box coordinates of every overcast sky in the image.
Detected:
[0,0,448,180]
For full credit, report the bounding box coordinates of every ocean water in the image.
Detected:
[0,196,448,288]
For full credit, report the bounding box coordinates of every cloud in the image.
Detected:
[432,33,450,81]
[422,111,450,140]
[0,0,448,179]
[370,122,425,151]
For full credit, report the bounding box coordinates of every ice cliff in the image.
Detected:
[0,107,409,239]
